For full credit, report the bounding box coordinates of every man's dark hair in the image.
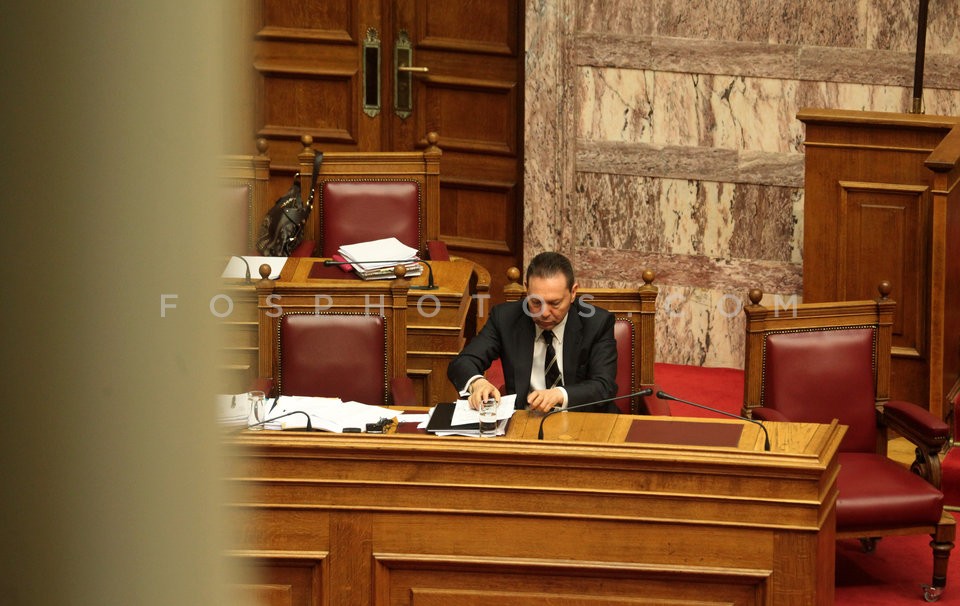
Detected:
[525,252,575,290]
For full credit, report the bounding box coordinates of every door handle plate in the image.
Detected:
[394,30,415,119]
[362,27,381,118]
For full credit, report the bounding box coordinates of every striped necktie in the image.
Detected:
[543,330,563,388]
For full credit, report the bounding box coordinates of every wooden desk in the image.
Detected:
[225,413,844,605]
[251,257,489,406]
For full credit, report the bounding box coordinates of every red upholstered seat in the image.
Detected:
[764,328,879,453]
[838,453,945,531]
[610,319,635,413]
[319,181,422,258]
[278,312,390,406]
[743,285,954,600]
[295,134,445,261]
[255,278,415,408]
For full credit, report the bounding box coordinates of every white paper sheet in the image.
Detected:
[221,256,286,280]
[338,237,419,271]
[261,396,397,432]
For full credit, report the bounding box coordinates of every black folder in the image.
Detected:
[425,402,481,433]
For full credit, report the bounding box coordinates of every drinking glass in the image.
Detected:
[479,398,498,437]
[247,390,266,429]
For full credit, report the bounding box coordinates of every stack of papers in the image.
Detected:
[424,396,517,437]
[216,393,251,427]
[338,237,422,280]
[260,395,397,432]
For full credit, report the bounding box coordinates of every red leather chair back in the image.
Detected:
[612,319,635,413]
[319,180,421,257]
[278,312,388,405]
[763,327,877,453]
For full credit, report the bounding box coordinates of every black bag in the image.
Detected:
[256,151,323,256]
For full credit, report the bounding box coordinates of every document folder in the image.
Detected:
[425,402,478,433]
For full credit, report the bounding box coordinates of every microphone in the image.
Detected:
[655,391,770,451]
[322,258,437,290]
[537,388,653,440]
[230,255,253,284]
[247,410,314,431]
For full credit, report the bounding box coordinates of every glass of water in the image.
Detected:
[479,398,498,437]
[247,390,266,429]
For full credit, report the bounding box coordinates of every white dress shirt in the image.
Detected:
[461,313,570,408]
[530,314,569,407]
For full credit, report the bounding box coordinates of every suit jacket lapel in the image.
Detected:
[512,309,535,398]
[563,302,583,384]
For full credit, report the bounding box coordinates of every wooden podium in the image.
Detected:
[224,413,844,605]
[798,109,960,419]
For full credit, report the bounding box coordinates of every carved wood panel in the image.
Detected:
[838,182,929,358]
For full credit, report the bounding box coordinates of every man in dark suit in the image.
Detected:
[447,251,618,413]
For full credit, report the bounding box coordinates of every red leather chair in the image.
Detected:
[318,181,421,258]
[484,268,664,415]
[253,275,417,407]
[269,311,414,406]
[295,133,448,261]
[743,283,954,601]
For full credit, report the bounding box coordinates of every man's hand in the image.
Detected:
[467,378,501,409]
[526,388,564,412]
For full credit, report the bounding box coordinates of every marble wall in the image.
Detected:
[524,0,960,368]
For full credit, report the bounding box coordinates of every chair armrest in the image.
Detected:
[250,377,276,398]
[290,238,316,257]
[882,399,950,450]
[882,399,950,489]
[390,376,418,407]
[639,388,671,416]
[751,407,791,422]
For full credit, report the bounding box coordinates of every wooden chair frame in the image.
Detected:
[743,284,948,476]
[743,284,955,600]
[275,310,390,404]
[296,133,441,257]
[254,268,409,394]
[220,138,270,255]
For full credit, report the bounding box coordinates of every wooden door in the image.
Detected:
[253,0,524,302]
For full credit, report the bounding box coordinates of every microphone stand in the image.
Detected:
[229,255,253,284]
[655,391,770,451]
[247,410,314,431]
[537,388,653,440]
[323,258,437,290]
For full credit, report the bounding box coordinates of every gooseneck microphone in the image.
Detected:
[537,388,654,440]
[231,255,253,284]
[654,391,771,451]
[247,410,313,431]
[322,258,437,290]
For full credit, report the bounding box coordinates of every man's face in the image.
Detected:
[525,273,577,330]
